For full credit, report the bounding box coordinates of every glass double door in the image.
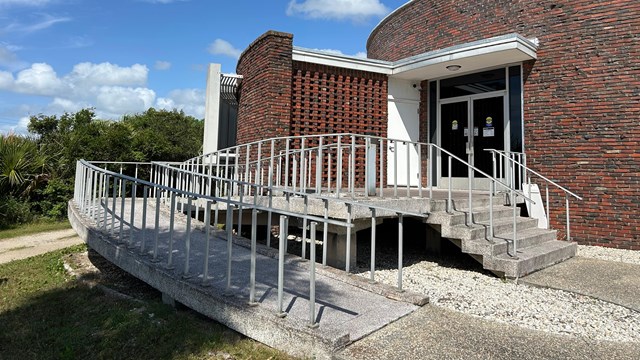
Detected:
[439,94,506,188]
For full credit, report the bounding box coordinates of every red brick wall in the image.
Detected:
[368,0,640,248]
[236,31,293,145]
[291,61,388,187]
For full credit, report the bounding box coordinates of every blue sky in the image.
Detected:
[0,0,407,134]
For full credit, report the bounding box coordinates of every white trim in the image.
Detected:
[291,34,537,80]
[292,48,392,74]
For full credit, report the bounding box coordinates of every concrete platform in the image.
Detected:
[522,256,640,312]
[68,200,419,359]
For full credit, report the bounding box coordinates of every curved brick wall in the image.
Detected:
[369,0,640,248]
[236,31,293,145]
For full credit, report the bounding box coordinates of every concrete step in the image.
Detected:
[459,228,558,257]
[445,216,539,241]
[427,196,504,212]
[487,240,577,278]
[425,206,516,227]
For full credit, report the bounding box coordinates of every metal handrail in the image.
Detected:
[486,149,582,241]
[486,149,582,200]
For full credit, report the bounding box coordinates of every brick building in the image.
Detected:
[204,0,639,249]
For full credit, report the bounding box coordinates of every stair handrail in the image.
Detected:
[486,149,582,241]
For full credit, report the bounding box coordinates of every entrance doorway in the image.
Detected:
[439,94,506,189]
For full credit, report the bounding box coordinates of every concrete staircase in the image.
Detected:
[425,197,577,278]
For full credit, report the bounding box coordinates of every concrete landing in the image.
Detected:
[338,305,640,360]
[521,256,640,312]
[68,200,419,359]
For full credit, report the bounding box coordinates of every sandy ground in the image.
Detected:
[0,228,83,265]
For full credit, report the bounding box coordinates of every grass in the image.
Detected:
[0,246,292,360]
[0,220,72,240]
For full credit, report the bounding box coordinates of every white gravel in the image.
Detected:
[578,244,640,265]
[357,246,640,343]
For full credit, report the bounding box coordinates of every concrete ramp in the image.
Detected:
[68,201,419,359]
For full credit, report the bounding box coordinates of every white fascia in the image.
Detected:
[291,33,538,79]
[292,48,392,74]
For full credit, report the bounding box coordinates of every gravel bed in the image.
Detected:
[356,257,640,343]
[577,245,640,265]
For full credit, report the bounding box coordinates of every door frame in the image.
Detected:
[437,90,510,188]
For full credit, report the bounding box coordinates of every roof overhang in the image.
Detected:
[391,34,538,80]
[292,33,538,81]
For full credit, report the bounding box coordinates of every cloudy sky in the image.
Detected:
[0,0,406,133]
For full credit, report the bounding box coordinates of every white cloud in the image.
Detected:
[286,0,389,21]
[3,13,71,34]
[96,86,155,114]
[66,62,148,88]
[156,88,205,118]
[0,60,206,129]
[13,63,64,95]
[0,44,27,70]
[207,39,242,59]
[311,48,367,58]
[154,60,171,70]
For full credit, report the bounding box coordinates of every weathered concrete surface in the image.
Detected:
[0,228,83,264]
[522,256,640,312]
[339,305,640,360]
[68,200,419,359]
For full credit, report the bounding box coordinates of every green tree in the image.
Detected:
[123,108,203,162]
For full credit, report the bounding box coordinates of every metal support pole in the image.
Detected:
[302,196,308,260]
[447,156,452,213]
[346,204,352,273]
[322,199,328,266]
[277,215,287,317]
[308,221,318,328]
[249,205,258,304]
[226,201,233,291]
[397,214,404,291]
[370,208,376,282]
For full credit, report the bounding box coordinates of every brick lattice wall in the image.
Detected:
[368,0,640,248]
[291,62,388,187]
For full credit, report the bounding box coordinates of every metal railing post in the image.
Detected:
[129,182,137,245]
[202,200,212,285]
[167,192,176,269]
[140,186,148,255]
[152,186,161,261]
[183,197,193,276]
[566,195,571,241]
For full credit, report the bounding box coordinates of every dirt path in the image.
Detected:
[0,229,83,265]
